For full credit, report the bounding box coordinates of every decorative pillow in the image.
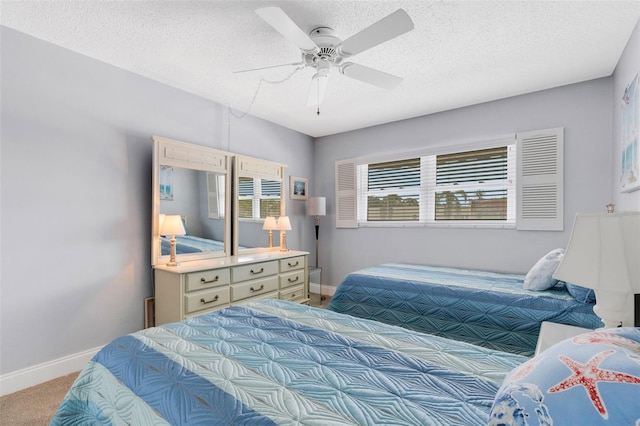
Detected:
[489,327,640,426]
[565,282,596,304]
[523,248,565,291]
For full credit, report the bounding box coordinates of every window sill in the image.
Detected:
[357,221,516,230]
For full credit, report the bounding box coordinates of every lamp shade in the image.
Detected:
[277,216,292,231]
[307,197,326,216]
[262,216,278,230]
[160,214,186,237]
[553,212,640,292]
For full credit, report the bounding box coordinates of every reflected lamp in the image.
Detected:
[262,216,278,248]
[160,214,186,266]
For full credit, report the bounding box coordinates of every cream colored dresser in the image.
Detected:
[154,251,308,325]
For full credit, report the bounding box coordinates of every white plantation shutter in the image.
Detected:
[335,159,358,228]
[517,127,564,231]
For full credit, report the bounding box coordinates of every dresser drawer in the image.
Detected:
[184,287,230,314]
[280,270,305,290]
[280,284,305,302]
[280,256,304,272]
[231,276,278,302]
[232,261,278,282]
[185,269,230,292]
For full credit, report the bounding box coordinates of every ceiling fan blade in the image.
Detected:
[340,63,403,89]
[338,9,414,58]
[256,7,318,53]
[233,62,302,74]
[306,73,329,107]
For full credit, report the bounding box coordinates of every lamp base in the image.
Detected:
[593,290,632,328]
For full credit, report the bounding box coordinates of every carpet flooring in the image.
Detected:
[0,372,78,425]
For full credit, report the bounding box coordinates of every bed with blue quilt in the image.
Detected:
[328,263,603,356]
[52,300,529,425]
[51,301,640,425]
[160,235,224,255]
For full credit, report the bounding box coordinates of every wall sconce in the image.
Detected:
[160,214,186,266]
[262,216,278,248]
[553,212,640,328]
[277,216,292,251]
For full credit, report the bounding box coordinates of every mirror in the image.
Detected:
[234,154,286,255]
[152,136,231,265]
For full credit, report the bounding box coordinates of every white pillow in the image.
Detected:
[523,248,564,291]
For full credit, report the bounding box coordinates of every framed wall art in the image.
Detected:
[621,72,639,193]
[290,176,308,200]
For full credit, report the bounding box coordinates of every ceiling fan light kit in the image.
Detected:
[244,7,415,109]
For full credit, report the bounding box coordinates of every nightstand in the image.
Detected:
[534,321,594,356]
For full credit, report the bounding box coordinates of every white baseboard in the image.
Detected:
[0,346,102,396]
[309,282,336,296]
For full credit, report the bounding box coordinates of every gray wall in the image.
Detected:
[314,78,615,286]
[0,27,314,375]
[613,19,640,211]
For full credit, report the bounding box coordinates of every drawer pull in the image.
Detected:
[288,261,299,267]
[250,284,264,293]
[288,276,299,283]
[200,295,219,305]
[200,275,219,284]
[250,267,264,275]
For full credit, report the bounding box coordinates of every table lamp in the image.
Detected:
[553,211,640,328]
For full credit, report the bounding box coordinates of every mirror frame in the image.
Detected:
[151,136,231,266]
[233,154,286,255]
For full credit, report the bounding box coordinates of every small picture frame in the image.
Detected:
[289,176,308,200]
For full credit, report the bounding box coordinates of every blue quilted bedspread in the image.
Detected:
[328,264,603,356]
[51,300,527,425]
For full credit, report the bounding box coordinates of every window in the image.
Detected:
[432,146,514,222]
[337,129,563,230]
[354,139,516,227]
[238,177,281,220]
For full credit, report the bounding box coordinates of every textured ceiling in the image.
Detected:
[2,1,639,137]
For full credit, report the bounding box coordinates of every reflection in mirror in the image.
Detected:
[159,168,226,256]
[234,155,286,255]
[152,136,231,265]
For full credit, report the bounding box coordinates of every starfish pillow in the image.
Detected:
[489,327,640,425]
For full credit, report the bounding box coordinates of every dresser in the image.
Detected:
[154,251,308,325]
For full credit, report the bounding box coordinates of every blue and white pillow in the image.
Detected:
[524,248,565,291]
[489,327,640,425]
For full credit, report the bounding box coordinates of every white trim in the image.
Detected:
[309,282,337,296]
[0,346,102,396]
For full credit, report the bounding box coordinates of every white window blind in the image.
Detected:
[260,179,281,219]
[362,158,421,221]
[433,146,514,222]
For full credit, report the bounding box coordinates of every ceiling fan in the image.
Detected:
[236,7,415,108]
